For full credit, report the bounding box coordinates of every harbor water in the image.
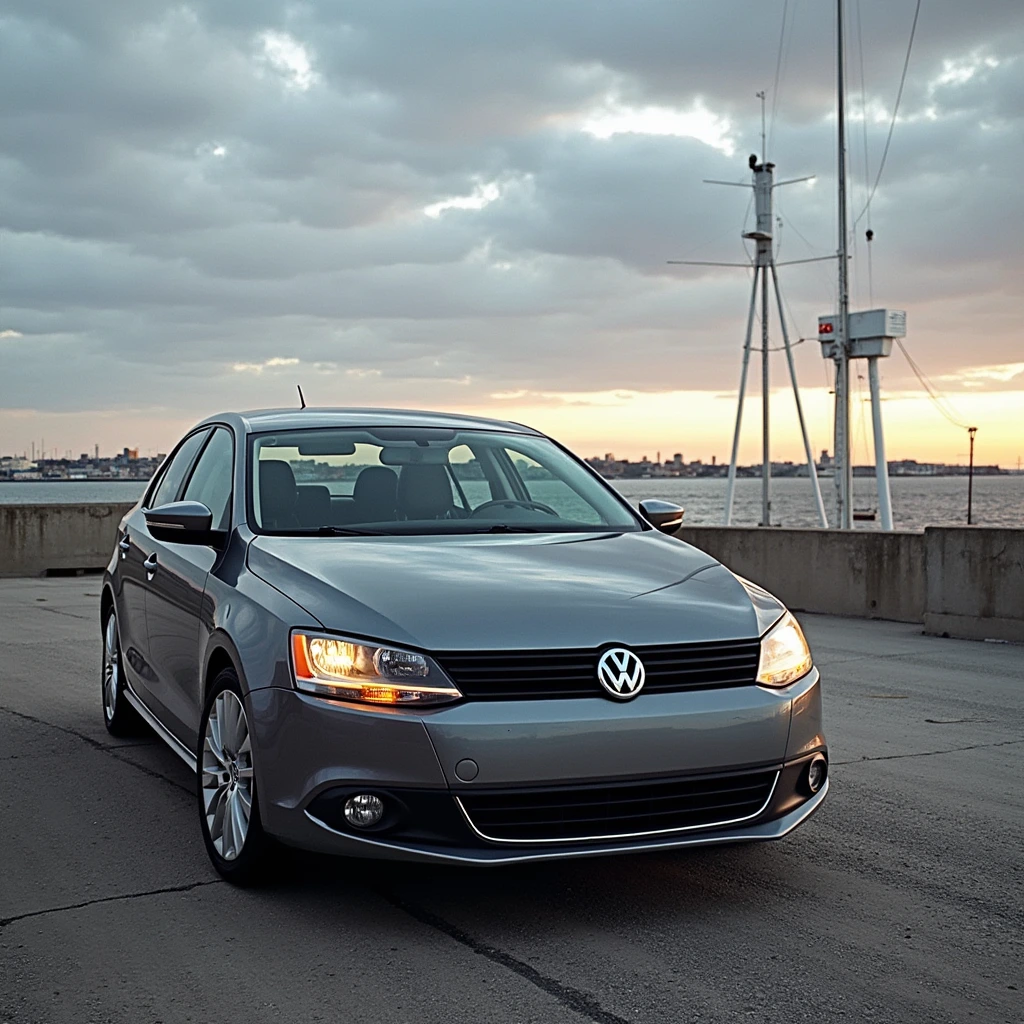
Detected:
[1,475,1020,530]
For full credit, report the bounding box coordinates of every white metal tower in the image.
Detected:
[670,155,829,528]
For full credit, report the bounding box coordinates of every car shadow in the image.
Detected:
[258,839,797,933]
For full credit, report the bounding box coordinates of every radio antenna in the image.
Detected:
[297,385,307,409]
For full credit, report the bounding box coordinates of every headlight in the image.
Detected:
[757,612,813,687]
[291,631,462,706]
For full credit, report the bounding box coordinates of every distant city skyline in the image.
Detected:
[1,433,1017,473]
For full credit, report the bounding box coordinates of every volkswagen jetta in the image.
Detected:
[102,408,827,883]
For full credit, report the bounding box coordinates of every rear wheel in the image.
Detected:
[102,607,145,736]
[198,669,276,884]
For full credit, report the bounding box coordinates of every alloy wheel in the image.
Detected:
[103,613,120,721]
[201,690,254,861]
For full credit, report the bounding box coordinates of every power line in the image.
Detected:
[773,194,838,308]
[853,0,922,227]
[895,338,970,430]
[772,269,833,390]
[767,0,790,158]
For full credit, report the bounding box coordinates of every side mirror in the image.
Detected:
[144,501,214,544]
[639,499,684,535]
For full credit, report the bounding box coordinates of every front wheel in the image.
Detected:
[102,607,145,737]
[198,669,276,884]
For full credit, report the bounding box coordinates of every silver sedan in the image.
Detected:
[102,408,827,883]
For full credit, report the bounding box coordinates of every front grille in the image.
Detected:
[458,769,778,843]
[435,639,760,700]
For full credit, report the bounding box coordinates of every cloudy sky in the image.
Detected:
[1,0,1022,467]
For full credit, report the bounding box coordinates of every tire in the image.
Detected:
[197,668,276,885]
[102,607,146,737]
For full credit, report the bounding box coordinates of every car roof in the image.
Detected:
[198,408,543,436]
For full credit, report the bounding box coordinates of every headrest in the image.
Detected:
[259,459,296,499]
[397,463,453,520]
[296,484,331,526]
[353,466,398,503]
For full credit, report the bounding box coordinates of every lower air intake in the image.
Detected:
[458,768,778,843]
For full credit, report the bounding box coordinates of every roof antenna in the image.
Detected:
[297,385,306,409]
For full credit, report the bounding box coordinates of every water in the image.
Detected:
[612,475,1023,530]
[0,481,150,505]
[1,475,1020,530]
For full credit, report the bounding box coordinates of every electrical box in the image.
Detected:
[818,308,905,359]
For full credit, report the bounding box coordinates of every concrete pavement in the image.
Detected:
[1,577,1021,1023]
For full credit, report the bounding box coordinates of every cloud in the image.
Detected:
[232,357,300,374]
[938,362,1024,389]
[580,98,735,155]
[257,30,319,92]
[1,0,1023,465]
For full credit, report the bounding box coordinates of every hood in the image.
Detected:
[246,530,776,651]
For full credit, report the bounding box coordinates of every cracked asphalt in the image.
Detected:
[1,577,1022,1024]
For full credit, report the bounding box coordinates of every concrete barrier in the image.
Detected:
[923,528,1024,643]
[0,503,135,578]
[675,527,927,624]
[1,504,1021,641]
[676,525,1022,642]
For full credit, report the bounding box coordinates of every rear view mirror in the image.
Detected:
[639,499,684,535]
[145,501,214,544]
[367,427,457,444]
[295,438,357,456]
[379,446,452,466]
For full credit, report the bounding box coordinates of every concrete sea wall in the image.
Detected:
[0,502,135,579]
[923,528,1024,643]
[676,526,1022,643]
[1,503,1021,642]
[676,527,927,625]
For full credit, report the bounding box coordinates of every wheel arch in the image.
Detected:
[201,633,251,708]
[100,583,115,626]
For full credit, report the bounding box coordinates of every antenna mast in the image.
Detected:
[669,142,829,529]
[756,90,770,527]
[834,0,853,529]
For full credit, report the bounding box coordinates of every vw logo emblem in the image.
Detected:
[596,647,645,700]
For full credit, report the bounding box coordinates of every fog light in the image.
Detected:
[806,755,828,794]
[344,793,385,828]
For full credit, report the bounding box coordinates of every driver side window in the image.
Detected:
[502,448,603,524]
[182,427,234,531]
[148,430,209,509]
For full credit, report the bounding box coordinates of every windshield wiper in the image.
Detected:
[478,523,547,533]
[314,526,388,536]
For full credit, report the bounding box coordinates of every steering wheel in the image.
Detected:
[469,499,560,518]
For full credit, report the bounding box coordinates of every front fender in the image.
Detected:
[198,563,321,708]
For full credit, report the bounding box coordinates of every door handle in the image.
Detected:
[118,536,130,558]
[143,553,158,579]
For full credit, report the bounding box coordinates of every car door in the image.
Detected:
[113,502,155,686]
[144,426,234,748]
[124,429,210,713]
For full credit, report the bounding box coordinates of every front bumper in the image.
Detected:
[246,669,826,865]
[299,776,829,866]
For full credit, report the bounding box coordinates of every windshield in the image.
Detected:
[248,426,640,535]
